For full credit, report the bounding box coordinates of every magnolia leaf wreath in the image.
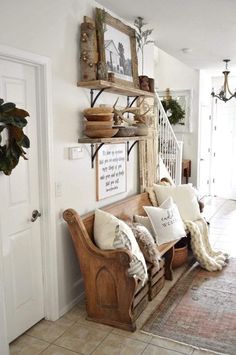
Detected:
[161,99,185,125]
[0,98,30,175]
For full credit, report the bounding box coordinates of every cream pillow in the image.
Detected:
[144,197,186,245]
[133,214,155,238]
[153,183,201,221]
[94,209,148,283]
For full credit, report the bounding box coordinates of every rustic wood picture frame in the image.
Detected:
[96,8,139,88]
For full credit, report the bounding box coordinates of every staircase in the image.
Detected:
[155,92,183,185]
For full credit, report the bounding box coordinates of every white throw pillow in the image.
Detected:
[133,214,156,240]
[153,183,201,221]
[94,209,148,283]
[144,197,186,245]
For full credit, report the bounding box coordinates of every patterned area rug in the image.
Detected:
[142,258,236,354]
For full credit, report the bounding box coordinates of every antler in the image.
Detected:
[113,98,135,125]
[113,98,151,124]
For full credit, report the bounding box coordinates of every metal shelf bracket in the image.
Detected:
[90,88,107,107]
[91,143,105,168]
[127,96,139,107]
[127,140,138,161]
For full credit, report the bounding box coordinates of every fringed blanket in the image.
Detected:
[184,218,229,271]
[145,187,230,272]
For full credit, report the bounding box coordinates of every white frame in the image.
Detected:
[96,143,127,200]
[158,89,192,132]
[0,45,58,353]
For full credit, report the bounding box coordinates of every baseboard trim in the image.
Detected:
[58,289,85,318]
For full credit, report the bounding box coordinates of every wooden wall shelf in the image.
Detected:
[78,81,154,167]
[78,136,149,144]
[78,80,155,99]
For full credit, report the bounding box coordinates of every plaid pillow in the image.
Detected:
[130,223,161,267]
[113,225,148,285]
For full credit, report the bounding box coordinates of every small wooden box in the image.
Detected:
[132,280,149,320]
[147,258,165,300]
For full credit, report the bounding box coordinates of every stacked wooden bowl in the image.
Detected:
[83,107,118,138]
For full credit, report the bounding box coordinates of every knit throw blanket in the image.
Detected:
[145,187,229,272]
[184,218,229,271]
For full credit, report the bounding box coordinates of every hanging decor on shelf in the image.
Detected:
[0,98,30,175]
[211,59,236,103]
[134,17,154,76]
[134,16,155,92]
[161,89,185,125]
[80,16,98,81]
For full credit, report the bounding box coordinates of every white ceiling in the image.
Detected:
[96,0,236,72]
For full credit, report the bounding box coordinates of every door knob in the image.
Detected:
[31,210,41,222]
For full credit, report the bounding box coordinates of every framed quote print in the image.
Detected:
[96,143,127,200]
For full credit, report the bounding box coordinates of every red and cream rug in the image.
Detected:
[142,259,236,354]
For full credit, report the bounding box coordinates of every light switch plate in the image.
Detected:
[68,146,84,159]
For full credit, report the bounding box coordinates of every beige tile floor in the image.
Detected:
[10,197,235,355]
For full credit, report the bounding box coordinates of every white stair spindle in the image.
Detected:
[155,91,182,185]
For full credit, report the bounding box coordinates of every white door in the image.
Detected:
[198,104,212,197]
[0,58,44,342]
[212,98,236,199]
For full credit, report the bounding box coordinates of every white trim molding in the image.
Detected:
[0,228,9,355]
[0,45,59,349]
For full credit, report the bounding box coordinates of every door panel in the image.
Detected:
[199,104,211,197]
[212,99,236,199]
[0,59,44,342]
[11,230,33,306]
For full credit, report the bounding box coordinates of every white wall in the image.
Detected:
[0,0,154,318]
[154,47,200,185]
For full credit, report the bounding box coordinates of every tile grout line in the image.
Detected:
[24,318,78,346]
[50,319,78,345]
[89,330,113,354]
[46,343,84,355]
[20,333,51,345]
[38,342,51,355]
[50,318,113,354]
[140,342,149,354]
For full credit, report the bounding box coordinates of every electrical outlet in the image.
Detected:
[68,146,84,160]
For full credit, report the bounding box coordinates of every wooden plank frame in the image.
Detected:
[96,8,139,89]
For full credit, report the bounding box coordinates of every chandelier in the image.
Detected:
[211,59,236,102]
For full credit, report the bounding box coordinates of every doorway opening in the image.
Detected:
[0,45,58,351]
[199,74,236,200]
